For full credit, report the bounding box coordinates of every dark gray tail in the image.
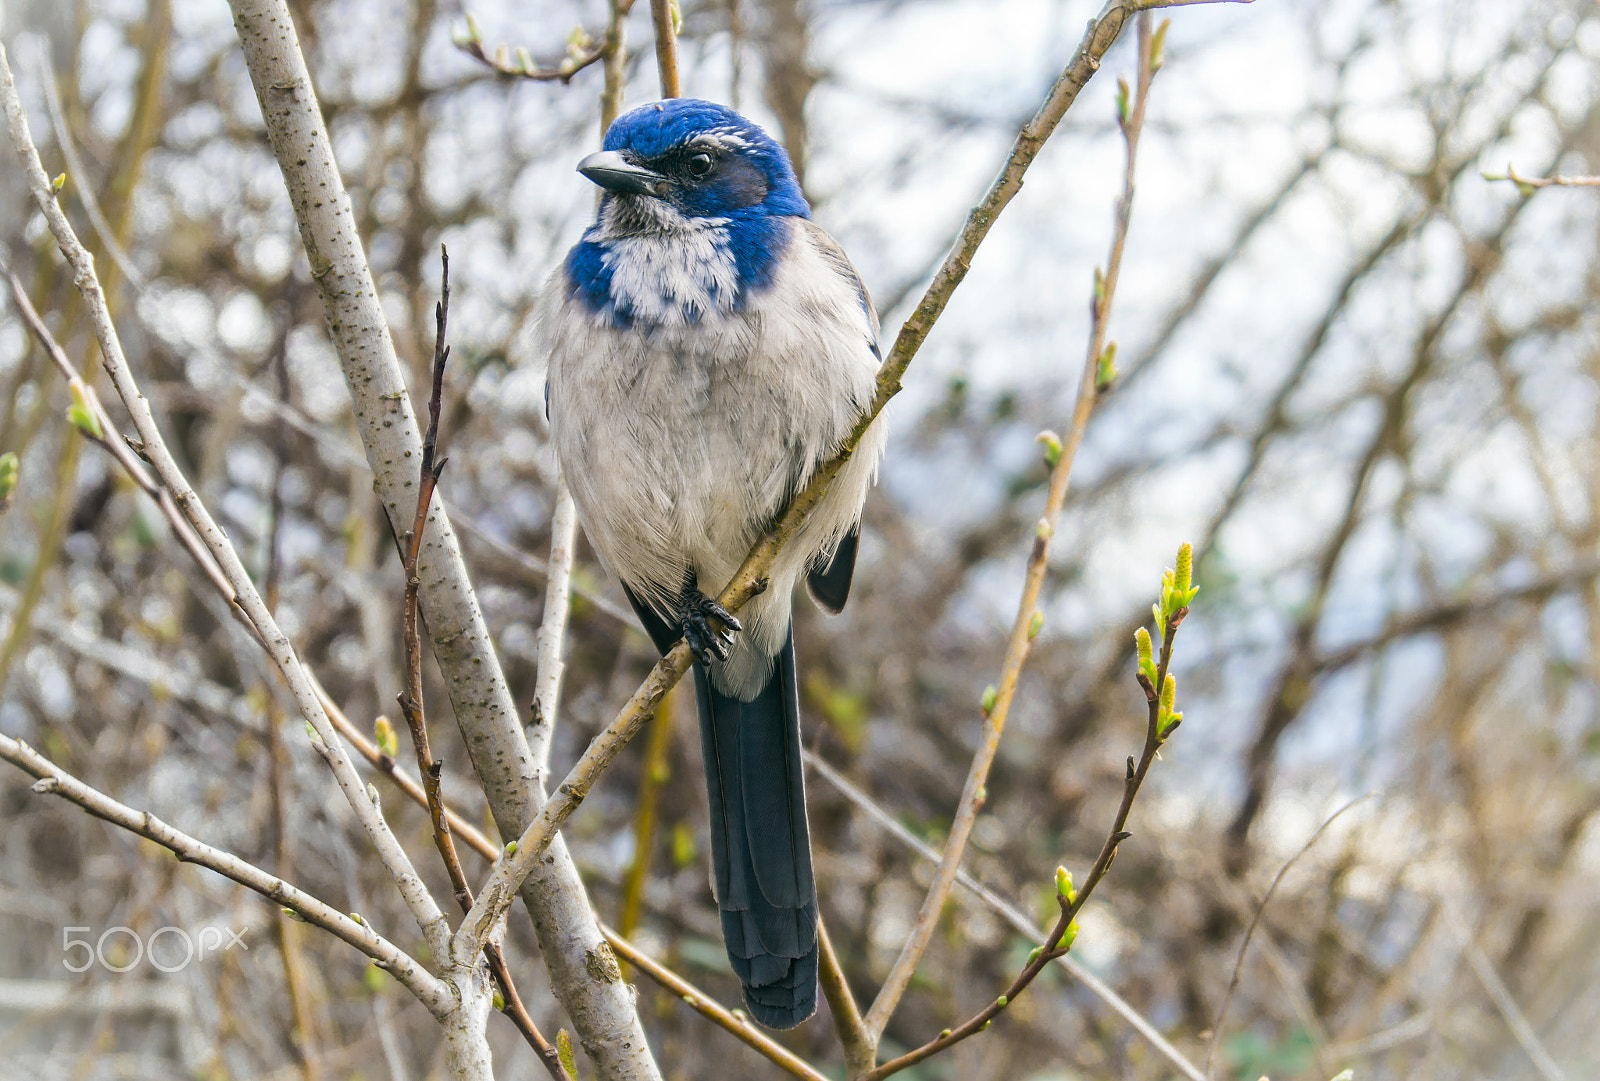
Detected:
[693,625,818,1029]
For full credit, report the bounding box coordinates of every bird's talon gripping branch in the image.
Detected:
[679,586,741,667]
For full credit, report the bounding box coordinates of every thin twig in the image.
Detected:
[2,36,452,968]
[817,919,875,1078]
[601,930,832,1081]
[648,0,681,98]
[263,322,322,1081]
[1483,161,1600,192]
[1203,794,1374,1078]
[601,0,631,130]
[803,749,1206,1081]
[313,674,829,1081]
[1450,914,1569,1081]
[453,11,623,84]
[863,10,1161,1046]
[0,732,453,1015]
[528,482,577,777]
[32,42,147,291]
[397,249,571,1081]
[617,682,679,942]
[0,261,239,608]
[866,577,1187,1080]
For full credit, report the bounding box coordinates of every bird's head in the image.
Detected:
[577,99,809,225]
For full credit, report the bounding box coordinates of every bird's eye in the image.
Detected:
[687,152,714,178]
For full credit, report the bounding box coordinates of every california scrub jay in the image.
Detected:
[539,98,887,1028]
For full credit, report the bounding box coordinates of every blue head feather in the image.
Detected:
[565,99,811,327]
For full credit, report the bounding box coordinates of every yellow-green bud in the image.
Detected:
[374,715,398,758]
[980,685,998,714]
[67,384,102,439]
[1095,341,1119,391]
[1149,18,1170,72]
[558,1030,577,1078]
[1160,673,1176,715]
[1037,430,1062,468]
[1057,920,1079,951]
[1135,627,1155,683]
[1028,610,1044,640]
[1174,542,1193,595]
[1055,865,1075,903]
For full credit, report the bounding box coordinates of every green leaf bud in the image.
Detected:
[67,384,102,439]
[558,1030,578,1078]
[1095,341,1119,391]
[1135,627,1155,684]
[374,714,398,758]
[1036,429,1062,468]
[1150,18,1170,72]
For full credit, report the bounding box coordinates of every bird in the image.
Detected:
[538,97,887,1028]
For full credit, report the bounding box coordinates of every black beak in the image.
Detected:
[578,151,667,197]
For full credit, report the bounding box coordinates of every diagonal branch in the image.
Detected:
[2,41,452,962]
[220,1,663,1073]
[863,8,1162,1045]
[0,732,453,1017]
[396,250,572,1081]
[803,749,1207,1081]
[314,677,832,1081]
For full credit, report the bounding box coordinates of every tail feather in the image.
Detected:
[694,625,819,1029]
[621,586,819,1028]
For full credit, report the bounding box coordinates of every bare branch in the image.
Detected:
[220,2,662,1071]
[0,732,453,1017]
[452,9,629,83]
[649,0,682,98]
[1483,161,1600,192]
[1,41,453,962]
[803,750,1207,1081]
[863,8,1160,1044]
[1204,795,1374,1078]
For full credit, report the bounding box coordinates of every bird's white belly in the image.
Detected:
[541,220,887,696]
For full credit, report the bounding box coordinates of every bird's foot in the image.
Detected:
[679,586,741,668]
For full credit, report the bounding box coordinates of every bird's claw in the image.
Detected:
[680,588,741,667]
